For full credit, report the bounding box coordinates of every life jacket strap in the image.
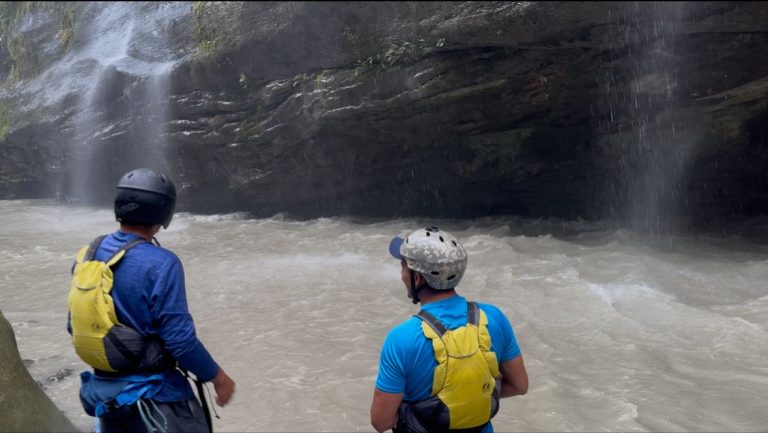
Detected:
[105,238,148,267]
[416,301,480,337]
[416,310,448,337]
[467,301,480,326]
[82,235,147,267]
[84,235,108,262]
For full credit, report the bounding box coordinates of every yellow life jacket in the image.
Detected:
[68,236,171,373]
[397,302,501,433]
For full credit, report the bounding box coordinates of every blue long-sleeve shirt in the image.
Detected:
[69,230,220,402]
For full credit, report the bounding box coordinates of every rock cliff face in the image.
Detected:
[1,1,767,230]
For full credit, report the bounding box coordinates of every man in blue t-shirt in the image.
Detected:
[371,227,528,433]
[68,168,235,433]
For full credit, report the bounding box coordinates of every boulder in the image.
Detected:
[0,311,78,432]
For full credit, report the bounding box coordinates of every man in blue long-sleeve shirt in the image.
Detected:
[68,168,235,433]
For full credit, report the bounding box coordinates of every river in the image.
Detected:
[2,199,767,432]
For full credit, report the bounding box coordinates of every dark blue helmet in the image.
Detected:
[114,168,177,228]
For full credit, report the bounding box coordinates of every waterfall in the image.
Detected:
[66,16,134,205]
[597,2,699,236]
[138,64,173,177]
[61,2,184,205]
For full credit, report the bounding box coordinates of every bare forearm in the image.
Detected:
[371,389,403,433]
[499,356,528,398]
[500,382,527,398]
[371,403,399,432]
[372,415,397,433]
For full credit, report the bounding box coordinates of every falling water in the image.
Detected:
[66,16,134,205]
[598,2,697,236]
[59,2,184,204]
[136,64,174,176]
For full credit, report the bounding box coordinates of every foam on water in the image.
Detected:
[587,282,675,308]
[2,200,767,432]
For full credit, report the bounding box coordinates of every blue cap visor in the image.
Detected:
[389,236,405,260]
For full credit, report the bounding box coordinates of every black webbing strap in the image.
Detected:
[182,368,214,432]
[197,377,214,432]
[72,235,108,274]
[415,310,448,337]
[467,301,480,326]
[84,235,108,262]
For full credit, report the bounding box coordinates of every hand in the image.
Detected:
[211,368,236,407]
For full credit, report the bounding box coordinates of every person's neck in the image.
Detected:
[419,289,457,305]
[119,224,156,241]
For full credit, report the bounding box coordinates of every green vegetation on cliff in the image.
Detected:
[192,1,231,55]
[0,101,12,142]
[0,1,82,83]
[354,37,446,77]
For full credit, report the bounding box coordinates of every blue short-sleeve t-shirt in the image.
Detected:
[375,294,521,433]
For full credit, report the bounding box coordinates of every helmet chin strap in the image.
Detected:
[409,269,425,304]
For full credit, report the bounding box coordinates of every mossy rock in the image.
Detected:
[0,310,78,432]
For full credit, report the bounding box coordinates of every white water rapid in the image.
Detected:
[2,200,768,432]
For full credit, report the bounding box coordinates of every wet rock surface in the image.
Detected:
[0,2,767,231]
[0,311,78,432]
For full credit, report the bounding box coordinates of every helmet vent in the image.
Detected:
[426,232,431,237]
[439,236,444,242]
[447,274,456,280]
[430,271,440,275]
[127,173,134,179]
[452,240,457,246]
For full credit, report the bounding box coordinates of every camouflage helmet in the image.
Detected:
[389,226,467,290]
